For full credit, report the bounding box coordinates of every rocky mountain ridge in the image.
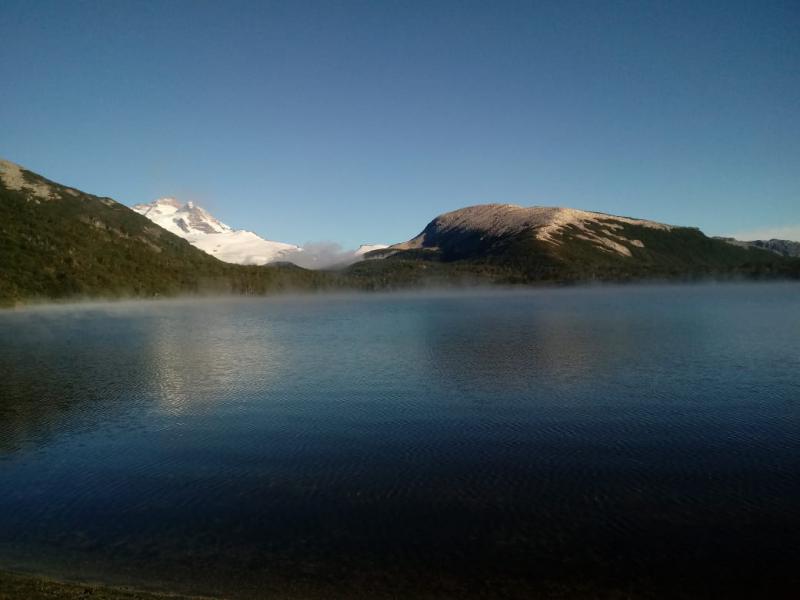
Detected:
[375,204,679,260]
[714,237,800,258]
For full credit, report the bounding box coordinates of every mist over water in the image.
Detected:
[1,283,799,598]
[282,241,373,268]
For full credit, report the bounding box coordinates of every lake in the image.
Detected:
[1,284,799,598]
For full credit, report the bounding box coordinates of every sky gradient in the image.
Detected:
[2,0,798,247]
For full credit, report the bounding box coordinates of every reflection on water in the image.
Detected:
[0,285,799,598]
[421,300,614,393]
[147,305,289,416]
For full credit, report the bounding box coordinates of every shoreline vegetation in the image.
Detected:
[2,276,799,312]
[0,570,216,600]
[0,568,643,600]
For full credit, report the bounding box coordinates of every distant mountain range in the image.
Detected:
[1,158,798,306]
[713,237,800,258]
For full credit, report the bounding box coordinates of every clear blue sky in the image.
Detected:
[2,0,798,247]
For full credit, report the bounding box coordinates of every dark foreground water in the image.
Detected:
[0,284,799,599]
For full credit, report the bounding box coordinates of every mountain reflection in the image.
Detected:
[148,304,288,416]
[0,300,289,455]
[417,293,645,397]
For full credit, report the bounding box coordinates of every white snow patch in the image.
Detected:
[187,230,299,265]
[355,244,389,256]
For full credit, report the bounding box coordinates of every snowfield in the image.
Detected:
[133,198,300,265]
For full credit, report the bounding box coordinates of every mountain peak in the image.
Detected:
[132,198,300,265]
[153,197,182,208]
[133,198,230,235]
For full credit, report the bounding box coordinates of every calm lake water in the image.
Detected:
[1,284,799,599]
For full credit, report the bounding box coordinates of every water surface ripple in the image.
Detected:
[1,284,799,598]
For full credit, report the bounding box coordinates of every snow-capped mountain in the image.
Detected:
[132,198,300,265]
[132,198,230,236]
